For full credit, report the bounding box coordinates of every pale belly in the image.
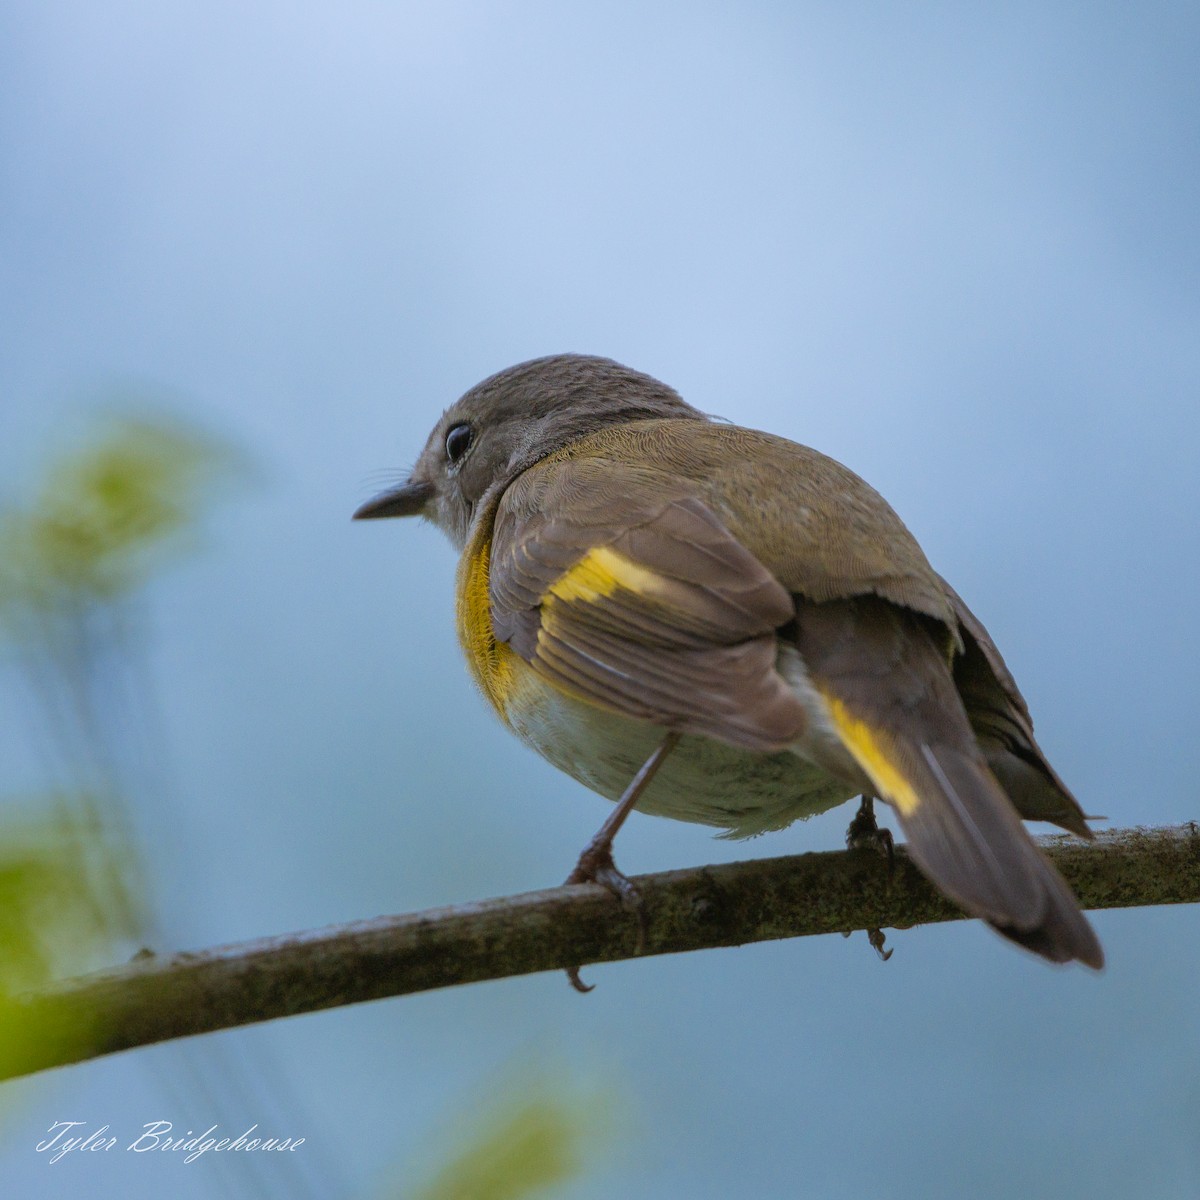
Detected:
[502,650,860,840]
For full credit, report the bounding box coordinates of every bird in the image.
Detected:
[354,353,1103,973]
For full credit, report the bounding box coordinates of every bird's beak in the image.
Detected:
[352,479,434,520]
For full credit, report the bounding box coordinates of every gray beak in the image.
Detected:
[352,480,434,520]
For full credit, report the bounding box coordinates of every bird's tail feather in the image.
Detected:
[890,735,1101,967]
[798,598,1102,969]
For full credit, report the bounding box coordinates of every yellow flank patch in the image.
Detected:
[547,545,663,606]
[455,535,517,719]
[824,697,922,816]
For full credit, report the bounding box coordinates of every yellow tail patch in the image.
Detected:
[824,697,921,816]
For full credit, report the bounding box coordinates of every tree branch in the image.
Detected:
[4,823,1198,1082]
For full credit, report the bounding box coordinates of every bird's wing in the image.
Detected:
[938,576,1094,837]
[489,455,807,751]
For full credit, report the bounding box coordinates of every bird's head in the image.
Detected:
[352,353,700,548]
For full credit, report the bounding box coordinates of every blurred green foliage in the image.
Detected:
[0,411,241,1093]
[0,415,239,612]
[0,820,114,1080]
[0,820,113,986]
[405,1074,616,1200]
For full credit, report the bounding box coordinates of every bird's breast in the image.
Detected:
[455,531,520,716]
[494,650,857,839]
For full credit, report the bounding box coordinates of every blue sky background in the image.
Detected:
[2,2,1199,1197]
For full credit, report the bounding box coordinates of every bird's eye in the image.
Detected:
[445,422,473,464]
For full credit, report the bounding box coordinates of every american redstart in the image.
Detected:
[355,354,1102,971]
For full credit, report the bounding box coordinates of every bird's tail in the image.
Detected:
[797,598,1103,969]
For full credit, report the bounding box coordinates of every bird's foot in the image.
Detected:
[560,733,679,993]
[846,795,895,870]
[844,796,895,961]
[565,841,639,904]
[841,925,894,962]
[563,842,646,993]
[867,928,893,962]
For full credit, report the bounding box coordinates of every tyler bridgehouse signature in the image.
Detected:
[36,1120,306,1164]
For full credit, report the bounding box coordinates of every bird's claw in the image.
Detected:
[563,844,648,992]
[846,796,895,872]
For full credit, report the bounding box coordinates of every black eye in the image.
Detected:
[445,422,473,464]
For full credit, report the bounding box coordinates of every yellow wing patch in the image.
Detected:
[546,545,664,605]
[460,540,674,721]
[824,696,921,816]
